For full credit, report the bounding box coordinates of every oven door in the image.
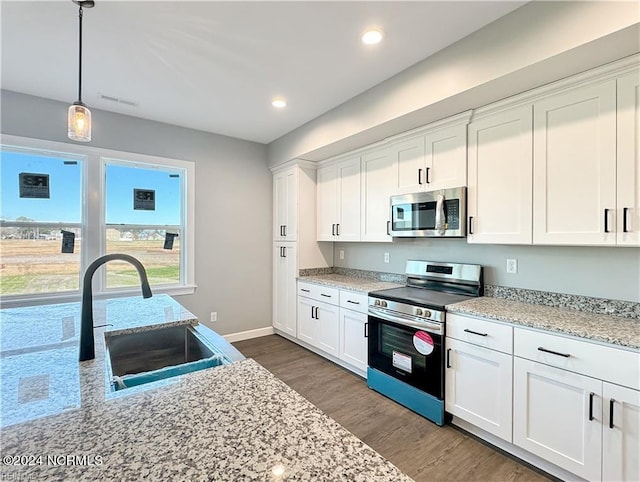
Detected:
[367,308,444,400]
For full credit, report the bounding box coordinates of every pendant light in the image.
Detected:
[68,0,94,142]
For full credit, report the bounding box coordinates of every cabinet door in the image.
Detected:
[425,123,467,190]
[317,165,337,241]
[336,157,361,241]
[339,308,368,373]
[315,301,340,357]
[273,172,287,241]
[273,245,297,336]
[467,105,533,244]
[283,168,297,241]
[602,382,640,482]
[617,71,640,246]
[533,80,617,245]
[393,136,426,195]
[445,338,513,442]
[297,296,316,346]
[513,357,602,481]
[361,148,394,242]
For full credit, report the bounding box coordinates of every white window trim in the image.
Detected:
[0,134,196,308]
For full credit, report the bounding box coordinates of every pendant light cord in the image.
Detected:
[77,4,83,103]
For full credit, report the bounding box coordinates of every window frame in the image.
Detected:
[0,134,195,308]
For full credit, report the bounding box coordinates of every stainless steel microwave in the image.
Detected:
[389,187,467,237]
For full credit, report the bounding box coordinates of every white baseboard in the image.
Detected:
[223,326,274,343]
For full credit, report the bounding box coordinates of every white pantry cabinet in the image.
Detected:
[467,105,533,244]
[273,244,297,337]
[360,148,395,242]
[533,80,617,245]
[393,113,470,195]
[317,156,361,241]
[616,70,640,246]
[273,167,297,241]
[445,314,514,442]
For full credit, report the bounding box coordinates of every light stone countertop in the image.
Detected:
[0,295,412,482]
[447,297,640,350]
[298,273,403,294]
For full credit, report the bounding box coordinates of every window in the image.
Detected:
[0,135,195,307]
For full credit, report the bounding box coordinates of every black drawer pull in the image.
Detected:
[609,399,615,429]
[301,288,310,293]
[537,346,571,358]
[347,300,360,305]
[589,392,595,421]
[464,328,488,337]
[320,293,332,298]
[446,348,452,368]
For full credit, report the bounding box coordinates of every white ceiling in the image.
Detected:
[1,1,527,144]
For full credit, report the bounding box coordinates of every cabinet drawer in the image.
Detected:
[447,313,513,354]
[514,327,640,390]
[297,281,339,304]
[339,290,368,314]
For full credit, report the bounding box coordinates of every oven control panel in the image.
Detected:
[369,297,442,323]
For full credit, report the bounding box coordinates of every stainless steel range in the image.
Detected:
[367,260,483,426]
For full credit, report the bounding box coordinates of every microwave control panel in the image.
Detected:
[445,199,459,229]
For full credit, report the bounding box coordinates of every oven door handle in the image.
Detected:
[368,307,443,335]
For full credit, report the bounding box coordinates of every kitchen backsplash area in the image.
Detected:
[328,239,640,304]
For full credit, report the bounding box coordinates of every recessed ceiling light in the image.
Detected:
[361,28,384,45]
[272,98,287,108]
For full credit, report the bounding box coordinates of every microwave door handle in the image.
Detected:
[435,194,445,235]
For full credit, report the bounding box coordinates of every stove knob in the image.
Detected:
[374,299,381,306]
[381,301,388,308]
[415,308,423,316]
[424,310,432,318]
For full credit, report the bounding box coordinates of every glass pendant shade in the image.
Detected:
[68,102,91,142]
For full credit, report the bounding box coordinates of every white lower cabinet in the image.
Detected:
[296,295,339,357]
[446,337,513,442]
[339,308,368,374]
[513,357,603,481]
[272,244,297,337]
[602,382,640,482]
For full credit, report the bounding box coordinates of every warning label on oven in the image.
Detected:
[413,331,435,355]
[392,351,412,373]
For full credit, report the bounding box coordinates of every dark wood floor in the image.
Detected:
[233,335,552,482]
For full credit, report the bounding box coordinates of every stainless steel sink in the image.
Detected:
[105,324,225,391]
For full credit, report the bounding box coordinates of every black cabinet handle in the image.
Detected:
[537,346,571,358]
[387,221,391,236]
[418,168,423,185]
[446,348,452,368]
[464,328,488,337]
[623,208,629,233]
[283,225,287,237]
[311,306,315,319]
[469,216,474,235]
[589,392,595,421]
[425,167,430,184]
[336,224,340,236]
[604,209,610,233]
[609,398,615,429]
[332,224,336,236]
[320,293,332,298]
[347,300,360,305]
[282,246,286,257]
[314,307,319,320]
[364,322,368,338]
[301,288,310,293]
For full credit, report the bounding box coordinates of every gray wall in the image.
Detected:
[1,90,272,336]
[333,240,640,303]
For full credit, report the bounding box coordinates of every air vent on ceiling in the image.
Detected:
[97,93,139,107]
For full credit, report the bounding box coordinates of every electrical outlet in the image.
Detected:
[210,312,217,322]
[384,252,390,263]
[339,250,344,260]
[506,259,518,274]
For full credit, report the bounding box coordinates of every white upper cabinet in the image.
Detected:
[317,156,361,241]
[467,105,533,244]
[533,80,617,245]
[617,70,640,246]
[273,167,297,241]
[394,113,470,195]
[361,148,395,242]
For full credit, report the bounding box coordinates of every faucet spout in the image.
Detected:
[79,254,152,361]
